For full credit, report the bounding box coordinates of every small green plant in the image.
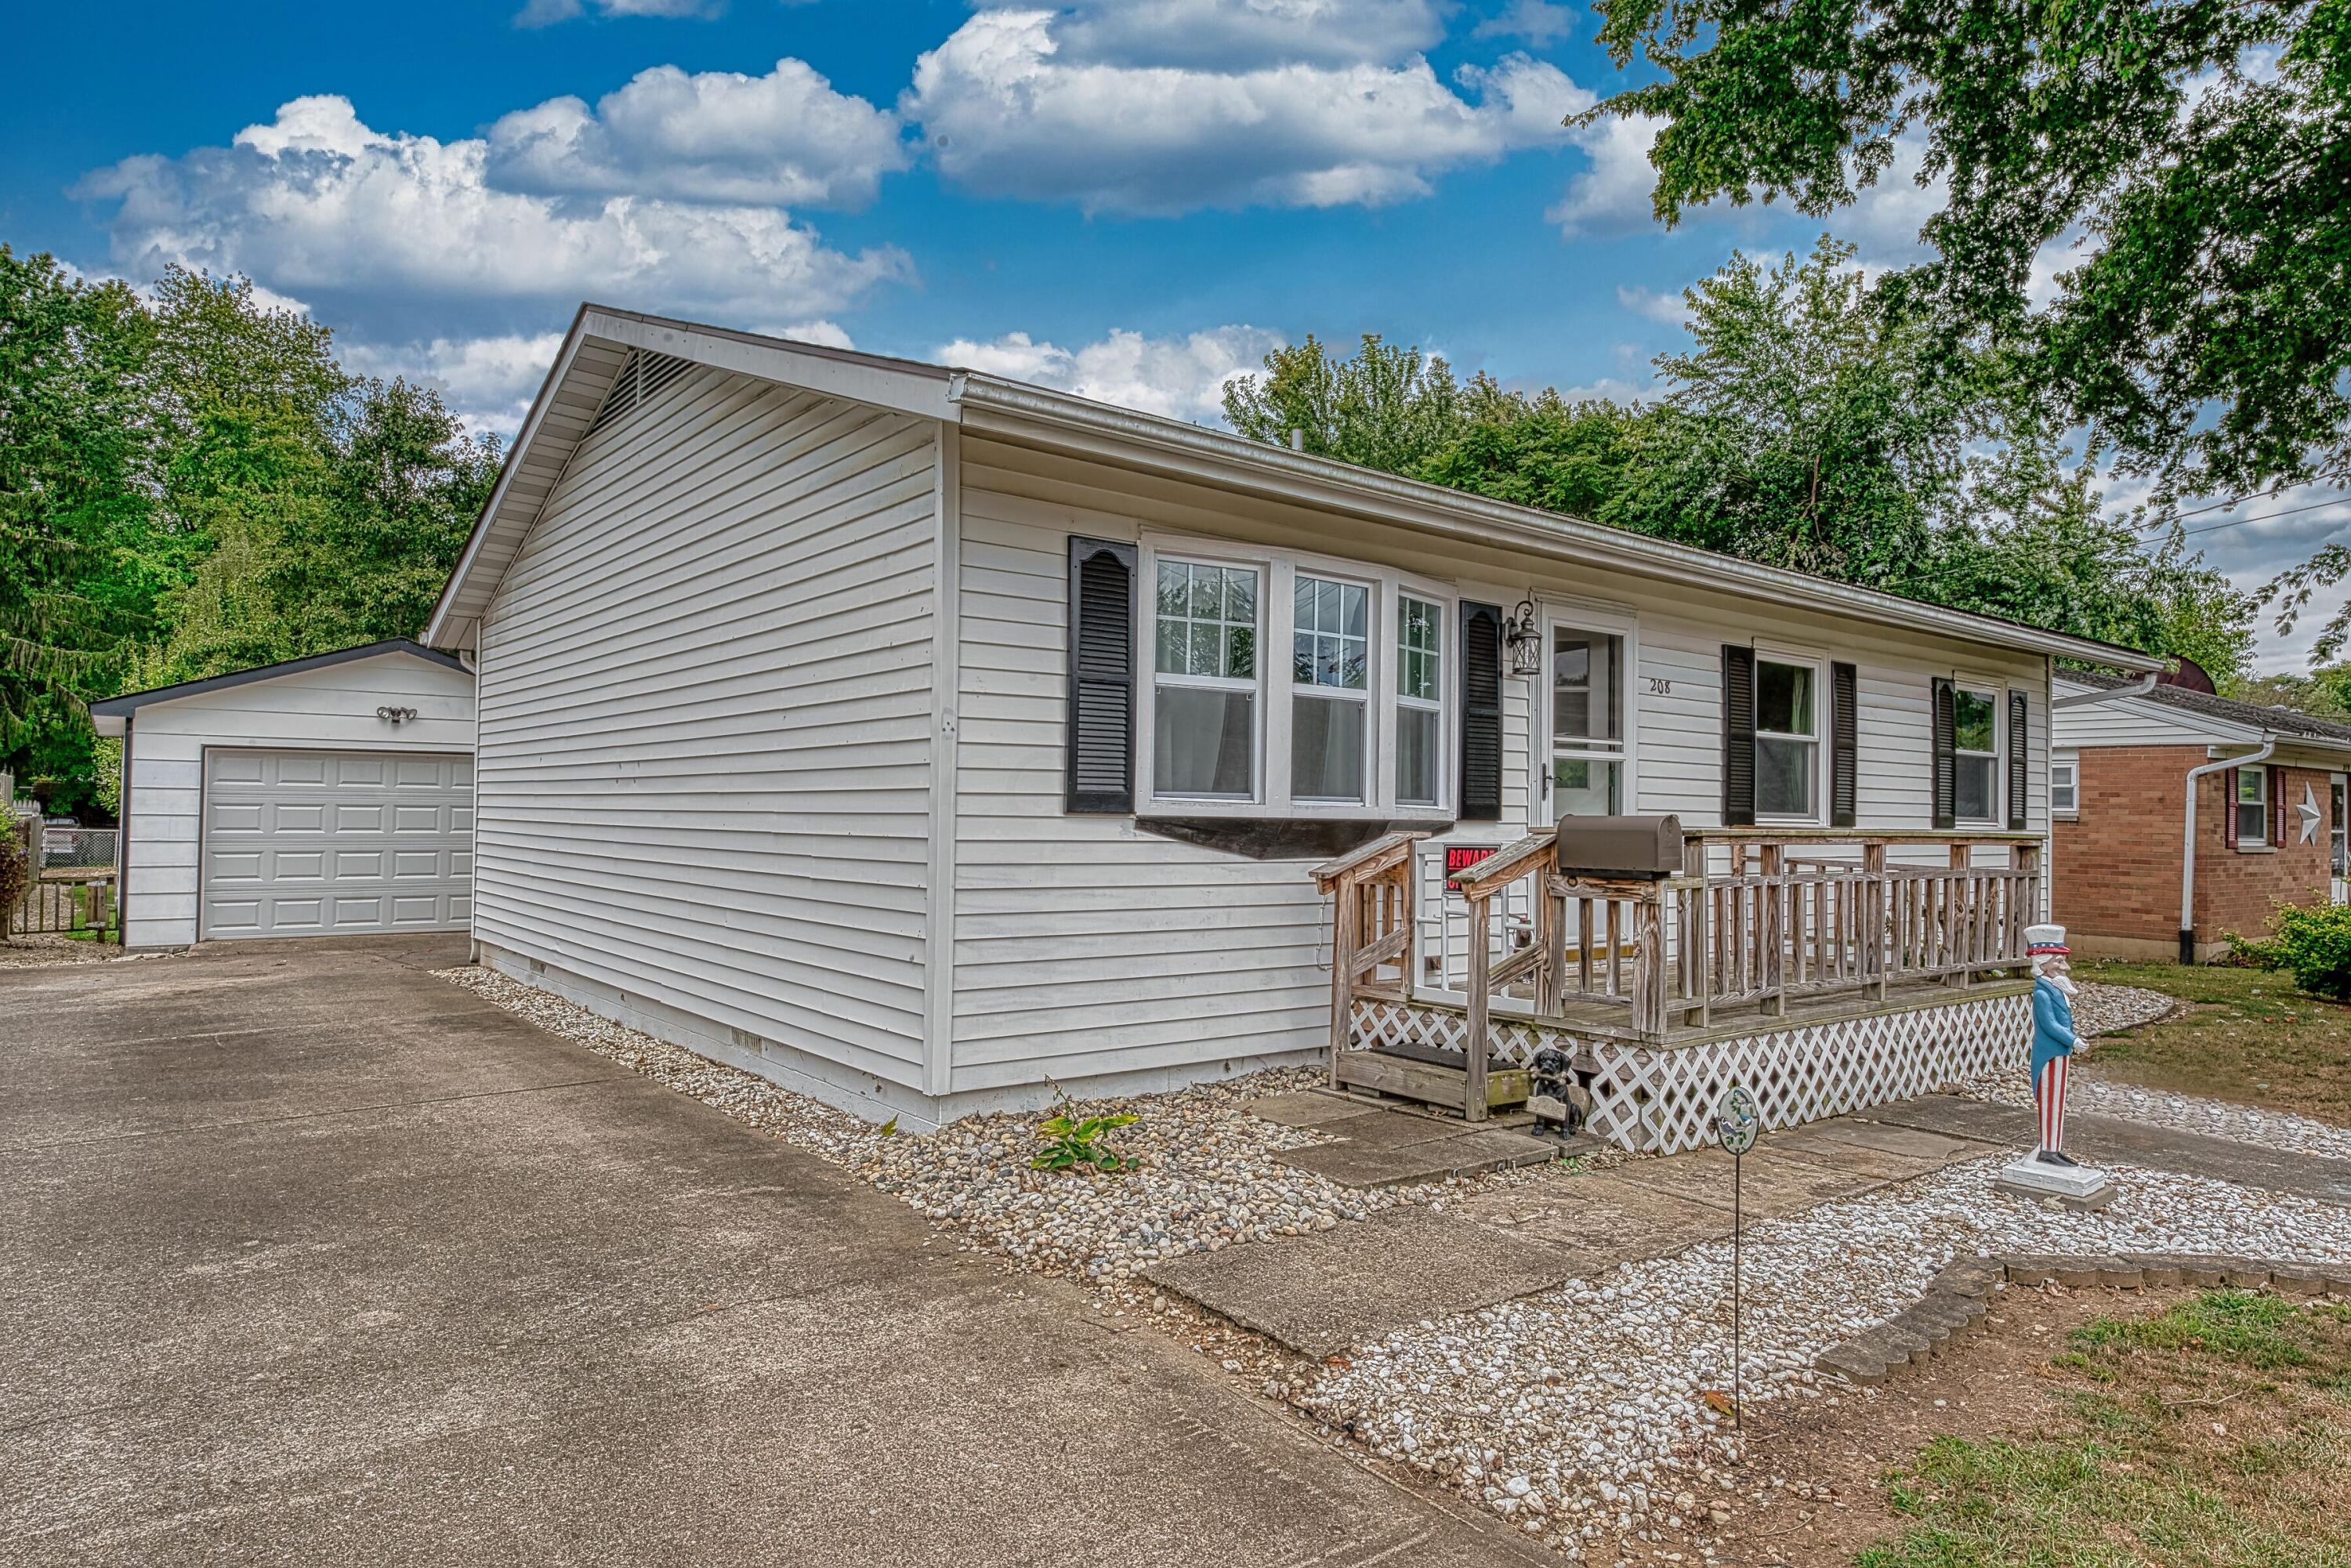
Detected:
[2226,900,2351,1001]
[1031,1085,1138,1173]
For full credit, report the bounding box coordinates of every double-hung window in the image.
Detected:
[1142,544,1451,816]
[1754,656,1820,818]
[1291,574,1371,803]
[1952,686,1999,821]
[1551,625,1625,815]
[1396,596,1444,809]
[2050,751,2079,817]
[2236,766,2270,846]
[1152,560,1259,799]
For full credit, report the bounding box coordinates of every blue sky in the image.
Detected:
[5,0,2342,668]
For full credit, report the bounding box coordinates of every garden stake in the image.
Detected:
[1715,1084,1759,1430]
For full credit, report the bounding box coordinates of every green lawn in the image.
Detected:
[1857,1291,2351,1567]
[2075,959,2351,1128]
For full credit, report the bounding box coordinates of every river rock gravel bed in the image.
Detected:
[1300,1157,2351,1559]
[2063,980,2179,1037]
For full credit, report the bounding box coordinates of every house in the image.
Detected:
[423,304,2160,1145]
[89,640,476,949]
[2051,668,2351,963]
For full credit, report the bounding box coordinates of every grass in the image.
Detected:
[2075,958,2351,1126]
[1855,1291,2351,1568]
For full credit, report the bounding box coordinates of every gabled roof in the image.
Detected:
[89,640,468,737]
[2059,670,2351,753]
[424,304,2166,674]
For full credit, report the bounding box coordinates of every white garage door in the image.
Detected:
[201,750,473,940]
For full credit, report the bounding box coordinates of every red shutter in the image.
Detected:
[2273,766,2288,849]
[2223,767,2239,849]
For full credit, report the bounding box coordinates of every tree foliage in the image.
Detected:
[0,252,499,817]
[1223,239,2254,680]
[1578,0,2346,505]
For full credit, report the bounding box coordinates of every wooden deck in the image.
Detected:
[1313,824,2042,1131]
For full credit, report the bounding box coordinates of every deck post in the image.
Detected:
[1328,879,1357,1088]
[1761,841,1788,1016]
[1631,889,1667,1041]
[1464,893,1491,1123]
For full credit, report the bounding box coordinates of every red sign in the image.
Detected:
[1444,845,1498,883]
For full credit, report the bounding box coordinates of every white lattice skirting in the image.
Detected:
[1346,990,2030,1156]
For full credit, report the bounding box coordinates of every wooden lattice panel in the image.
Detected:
[1347,998,1556,1068]
[1582,992,2030,1154]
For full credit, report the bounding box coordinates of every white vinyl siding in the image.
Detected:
[948,434,2051,1097]
[472,368,938,1088]
[119,654,475,949]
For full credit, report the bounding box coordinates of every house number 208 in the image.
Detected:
[1645,676,1673,696]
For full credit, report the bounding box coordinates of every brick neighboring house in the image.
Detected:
[2052,671,2351,962]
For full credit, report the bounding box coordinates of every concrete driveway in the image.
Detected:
[0,937,1541,1567]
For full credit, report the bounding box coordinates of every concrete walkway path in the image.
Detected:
[0,939,1545,1568]
[1150,1085,2351,1359]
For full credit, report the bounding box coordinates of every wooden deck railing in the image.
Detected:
[1312,825,2041,1115]
[1312,831,1425,1088]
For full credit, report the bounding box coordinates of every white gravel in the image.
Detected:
[1301,1157,2351,1555]
[437,965,1469,1284]
[2064,980,2179,1037]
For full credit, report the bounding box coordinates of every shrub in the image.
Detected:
[1031,1085,1139,1173]
[2226,900,2351,1000]
[0,817,31,943]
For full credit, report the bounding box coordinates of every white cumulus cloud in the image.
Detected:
[1615,284,1691,327]
[74,95,911,338]
[1473,0,1578,44]
[938,324,1287,422]
[487,59,909,208]
[516,0,726,27]
[1046,0,1451,68]
[905,13,1588,213]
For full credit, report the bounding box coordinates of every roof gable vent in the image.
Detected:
[585,349,694,439]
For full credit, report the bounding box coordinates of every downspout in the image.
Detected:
[2180,738,2276,964]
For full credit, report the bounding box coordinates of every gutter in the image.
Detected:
[2180,738,2276,964]
[949,375,2162,673]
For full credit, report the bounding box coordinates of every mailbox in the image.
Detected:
[1553,813,1684,880]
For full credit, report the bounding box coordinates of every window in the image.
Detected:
[2237,766,2269,847]
[1551,625,1625,815]
[1396,596,1443,808]
[1755,657,1820,817]
[2050,752,2079,817]
[1952,686,1998,820]
[1291,574,1370,802]
[1139,544,1452,816]
[1153,560,1259,799]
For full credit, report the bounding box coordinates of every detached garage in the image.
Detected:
[90,640,476,951]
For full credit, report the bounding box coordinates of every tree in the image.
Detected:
[1220,237,2256,679]
[1581,0,2344,502]
[1223,335,1475,473]
[0,248,161,815]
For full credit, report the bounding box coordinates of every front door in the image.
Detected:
[1544,614,1631,820]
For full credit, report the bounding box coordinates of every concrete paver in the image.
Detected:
[0,938,1545,1568]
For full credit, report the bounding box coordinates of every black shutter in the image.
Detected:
[1066,537,1136,814]
[1930,678,1957,831]
[1722,645,1757,827]
[1830,661,1858,828]
[1459,601,1504,820]
[2006,690,2030,831]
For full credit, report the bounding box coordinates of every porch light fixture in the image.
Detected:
[1503,590,1543,678]
[375,705,418,726]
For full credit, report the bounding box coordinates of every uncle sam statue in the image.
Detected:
[1997,922,2114,1206]
[2026,924,2079,1164]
